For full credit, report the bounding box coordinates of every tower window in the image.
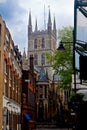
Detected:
[41,53,45,65]
[34,54,38,65]
[34,38,37,48]
[42,38,45,48]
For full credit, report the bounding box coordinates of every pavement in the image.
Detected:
[35,128,72,130]
[35,123,73,130]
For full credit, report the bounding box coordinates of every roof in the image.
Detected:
[38,66,49,82]
[34,65,40,73]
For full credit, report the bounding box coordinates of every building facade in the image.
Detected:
[26,9,59,124]
[21,54,36,130]
[36,67,61,123]
[36,66,50,122]
[0,15,22,130]
[27,9,57,80]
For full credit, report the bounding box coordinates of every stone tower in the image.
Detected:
[27,9,57,79]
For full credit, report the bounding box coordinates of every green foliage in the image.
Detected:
[58,26,73,42]
[46,26,73,90]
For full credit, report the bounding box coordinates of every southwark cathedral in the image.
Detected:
[22,9,59,122]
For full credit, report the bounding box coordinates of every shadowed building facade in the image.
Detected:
[36,66,50,121]
[22,55,37,130]
[0,15,22,130]
[22,9,60,125]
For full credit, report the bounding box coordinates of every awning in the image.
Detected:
[24,113,31,120]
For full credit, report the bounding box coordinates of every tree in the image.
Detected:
[46,26,73,90]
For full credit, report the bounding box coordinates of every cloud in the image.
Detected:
[0,0,28,52]
[0,0,26,21]
[0,0,74,53]
[0,0,6,3]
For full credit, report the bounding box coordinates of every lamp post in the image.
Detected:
[73,0,78,94]
[57,41,65,50]
[57,40,76,93]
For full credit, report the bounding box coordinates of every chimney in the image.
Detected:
[29,54,34,73]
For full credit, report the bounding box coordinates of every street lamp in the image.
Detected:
[57,41,65,50]
[57,41,73,50]
[57,40,76,94]
[57,0,87,94]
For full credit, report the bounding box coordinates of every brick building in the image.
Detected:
[0,15,22,130]
[21,54,37,130]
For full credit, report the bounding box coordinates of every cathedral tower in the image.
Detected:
[27,9,57,79]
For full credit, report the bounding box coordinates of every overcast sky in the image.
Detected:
[0,0,74,54]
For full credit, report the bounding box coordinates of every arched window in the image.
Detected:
[34,54,38,65]
[34,38,37,49]
[42,37,45,48]
[41,53,45,65]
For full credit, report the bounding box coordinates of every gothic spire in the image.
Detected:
[48,8,51,25]
[23,48,26,59]
[28,10,32,33]
[48,8,52,32]
[35,17,38,31]
[53,16,56,36]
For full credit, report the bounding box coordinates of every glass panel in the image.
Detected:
[75,5,87,69]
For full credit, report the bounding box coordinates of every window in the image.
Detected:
[4,82,7,95]
[40,94,43,98]
[0,52,1,68]
[4,60,7,74]
[40,86,42,88]
[9,67,11,79]
[45,86,47,98]
[34,54,38,65]
[42,38,45,48]
[0,24,1,43]
[41,53,45,65]
[34,38,37,49]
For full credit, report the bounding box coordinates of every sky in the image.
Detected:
[0,0,74,54]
